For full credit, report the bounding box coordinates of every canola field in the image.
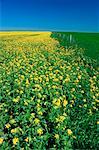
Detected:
[0,32,99,149]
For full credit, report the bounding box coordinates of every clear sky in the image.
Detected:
[0,0,99,32]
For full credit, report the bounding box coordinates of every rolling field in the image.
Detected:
[0,32,99,149]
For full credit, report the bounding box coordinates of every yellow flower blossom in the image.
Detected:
[56,115,65,123]
[52,85,57,89]
[71,88,75,92]
[83,99,86,102]
[0,138,3,144]
[13,137,19,145]
[34,118,40,124]
[34,77,38,81]
[53,78,59,82]
[20,75,24,80]
[54,134,59,139]
[19,90,23,94]
[24,137,29,142]
[55,99,61,107]
[11,128,19,134]
[64,77,70,82]
[5,123,11,129]
[46,77,49,82]
[26,79,29,86]
[59,116,65,122]
[59,76,63,80]
[78,75,81,79]
[53,98,61,108]
[36,104,41,111]
[13,97,20,103]
[97,121,99,124]
[24,101,28,106]
[67,129,73,135]
[63,100,68,107]
[75,79,79,83]
[17,63,20,67]
[38,111,43,115]
[37,128,43,135]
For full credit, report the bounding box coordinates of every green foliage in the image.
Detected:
[0,32,99,149]
[51,32,99,61]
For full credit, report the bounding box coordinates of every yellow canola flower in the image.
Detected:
[67,129,73,135]
[37,128,43,135]
[26,79,29,85]
[13,97,20,103]
[71,88,75,92]
[55,99,61,107]
[34,118,40,124]
[64,77,70,82]
[52,85,57,89]
[13,137,19,145]
[59,76,63,80]
[34,77,38,81]
[78,75,81,79]
[49,73,53,77]
[24,101,28,106]
[55,70,59,73]
[11,129,16,133]
[46,77,49,82]
[20,75,24,80]
[97,121,99,124]
[38,111,43,115]
[53,98,61,108]
[53,78,59,82]
[56,91,59,95]
[59,116,65,122]
[56,115,65,123]
[11,128,19,134]
[24,137,29,142]
[34,84,42,90]
[54,134,59,139]
[36,104,41,110]
[0,138,3,144]
[5,123,11,129]
[17,63,20,67]
[63,100,68,107]
[19,90,23,94]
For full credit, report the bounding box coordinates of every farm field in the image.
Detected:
[0,32,99,149]
[51,32,99,61]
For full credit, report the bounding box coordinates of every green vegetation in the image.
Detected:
[0,32,99,149]
[51,32,99,61]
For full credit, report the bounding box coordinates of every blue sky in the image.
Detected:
[0,0,99,32]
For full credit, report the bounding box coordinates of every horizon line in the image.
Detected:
[0,29,99,33]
